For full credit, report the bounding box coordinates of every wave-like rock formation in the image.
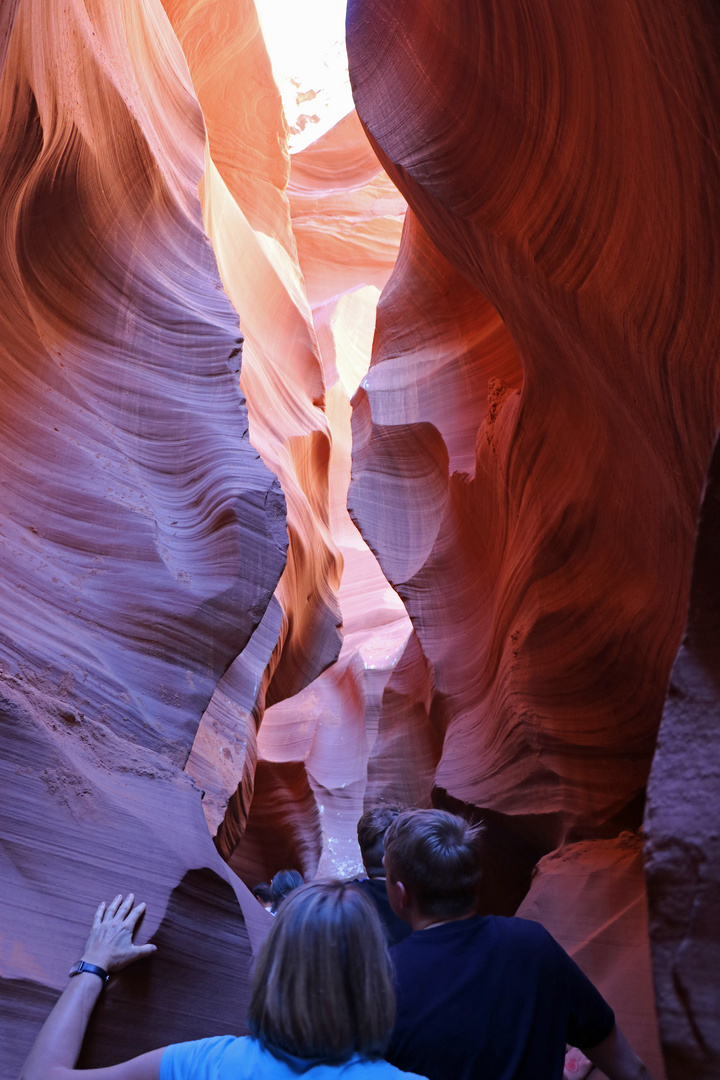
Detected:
[165,0,352,859]
[0,0,284,1071]
[226,107,411,882]
[347,0,720,1074]
[4,0,719,1076]
[346,0,720,831]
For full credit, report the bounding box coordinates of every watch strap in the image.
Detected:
[68,960,110,983]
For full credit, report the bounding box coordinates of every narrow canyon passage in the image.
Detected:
[1,3,719,1079]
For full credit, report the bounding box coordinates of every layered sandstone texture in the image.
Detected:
[4,0,720,1078]
[346,1,720,1077]
[2,2,409,1073]
[0,0,285,1071]
[219,107,412,883]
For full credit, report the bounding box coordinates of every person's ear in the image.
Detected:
[394,879,410,911]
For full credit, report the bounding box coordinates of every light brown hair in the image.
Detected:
[384,809,483,919]
[357,803,408,877]
[248,879,396,1060]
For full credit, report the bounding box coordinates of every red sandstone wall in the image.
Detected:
[346,1,720,1075]
[3,0,719,1076]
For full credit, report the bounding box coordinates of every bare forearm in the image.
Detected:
[19,973,103,1080]
[18,895,157,1080]
[585,1024,653,1080]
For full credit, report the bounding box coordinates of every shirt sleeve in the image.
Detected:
[550,939,616,1050]
[160,1035,238,1080]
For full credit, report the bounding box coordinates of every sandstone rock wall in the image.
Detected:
[3,0,720,1076]
[0,0,284,1071]
[645,428,720,1080]
[346,1,720,1075]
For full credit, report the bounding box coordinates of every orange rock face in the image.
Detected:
[347,0,720,1074]
[347,0,720,838]
[3,0,719,1077]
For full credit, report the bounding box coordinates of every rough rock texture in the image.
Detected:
[347,0,720,839]
[644,428,720,1080]
[5,0,719,1076]
[0,1,281,1072]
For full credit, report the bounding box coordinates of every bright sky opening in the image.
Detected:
[254,0,353,153]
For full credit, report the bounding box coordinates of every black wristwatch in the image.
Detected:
[68,960,110,984]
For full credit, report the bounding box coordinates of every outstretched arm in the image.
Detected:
[19,893,163,1080]
[585,1023,653,1080]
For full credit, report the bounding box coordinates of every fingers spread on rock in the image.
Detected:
[118,893,135,919]
[107,895,123,917]
[126,901,146,930]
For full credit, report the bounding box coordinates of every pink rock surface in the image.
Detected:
[1,0,280,1071]
[518,835,666,1080]
[212,110,410,883]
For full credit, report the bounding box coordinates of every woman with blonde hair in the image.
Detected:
[19,882,428,1080]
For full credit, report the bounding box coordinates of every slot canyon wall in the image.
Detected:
[1,2,719,1080]
[346,1,720,1077]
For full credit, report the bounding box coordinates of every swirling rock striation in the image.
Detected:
[347,0,720,837]
[347,1,720,1072]
[228,112,411,883]
[0,0,282,1072]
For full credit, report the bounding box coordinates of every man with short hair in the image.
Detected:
[383,809,653,1080]
[353,804,413,946]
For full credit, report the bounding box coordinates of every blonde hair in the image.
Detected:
[248,880,396,1060]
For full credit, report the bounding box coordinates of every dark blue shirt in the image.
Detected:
[387,915,615,1080]
[351,878,413,946]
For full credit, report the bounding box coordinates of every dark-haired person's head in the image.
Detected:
[357,803,407,878]
[384,809,483,921]
[252,882,273,908]
[270,869,303,913]
[248,880,396,1060]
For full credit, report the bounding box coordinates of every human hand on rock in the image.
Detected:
[81,893,157,972]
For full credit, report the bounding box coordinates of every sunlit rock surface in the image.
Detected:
[3,0,719,1076]
[228,109,411,883]
[0,0,281,1071]
[160,0,347,865]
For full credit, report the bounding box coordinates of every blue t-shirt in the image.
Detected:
[161,1035,428,1079]
[387,915,615,1080]
[351,879,413,946]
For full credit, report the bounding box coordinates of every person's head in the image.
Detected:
[357,803,407,878]
[383,809,483,921]
[270,869,303,913]
[248,880,395,1060]
[252,882,273,910]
